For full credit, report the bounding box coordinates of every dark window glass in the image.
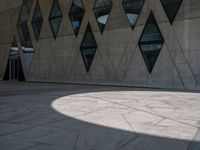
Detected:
[17,5,29,24]
[122,0,145,29]
[69,0,85,37]
[93,0,113,33]
[17,23,33,48]
[11,37,18,48]
[10,37,19,57]
[160,0,183,24]
[4,37,25,81]
[23,0,33,12]
[80,23,97,72]
[32,0,43,41]
[49,0,62,39]
[138,12,164,73]
[17,0,34,69]
[17,0,33,47]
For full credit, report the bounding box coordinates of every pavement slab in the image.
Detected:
[0,81,200,150]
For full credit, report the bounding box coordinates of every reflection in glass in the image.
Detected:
[17,0,34,69]
[122,0,145,29]
[160,0,183,24]
[138,12,164,73]
[69,0,85,36]
[93,0,113,33]
[49,0,62,38]
[32,0,43,41]
[10,37,19,57]
[80,23,97,72]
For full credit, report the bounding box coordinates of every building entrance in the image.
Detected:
[3,38,25,81]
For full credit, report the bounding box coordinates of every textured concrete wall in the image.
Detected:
[0,0,200,90]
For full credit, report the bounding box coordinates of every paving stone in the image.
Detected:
[0,82,200,150]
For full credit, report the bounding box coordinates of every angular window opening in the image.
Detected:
[138,12,164,73]
[69,0,85,37]
[17,0,33,45]
[23,0,33,12]
[122,0,145,30]
[32,0,43,41]
[49,0,62,39]
[3,37,25,81]
[80,23,97,72]
[93,0,113,33]
[17,0,34,69]
[160,0,183,24]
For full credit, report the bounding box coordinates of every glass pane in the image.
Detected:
[23,52,34,68]
[23,0,32,12]
[50,17,62,37]
[49,0,62,38]
[160,0,183,24]
[140,14,162,42]
[81,48,97,70]
[80,24,97,72]
[93,0,113,33]
[17,23,32,46]
[50,0,62,17]
[16,0,34,70]
[18,5,29,23]
[69,0,85,36]
[32,1,43,40]
[122,0,145,29]
[10,37,19,56]
[139,12,164,73]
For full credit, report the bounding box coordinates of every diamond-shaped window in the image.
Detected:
[17,0,33,46]
[17,0,34,69]
[24,0,33,12]
[32,0,43,41]
[69,0,85,37]
[80,23,97,72]
[49,0,62,39]
[122,0,145,30]
[138,12,164,73]
[160,0,183,24]
[93,0,113,33]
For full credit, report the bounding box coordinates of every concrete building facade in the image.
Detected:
[0,0,200,90]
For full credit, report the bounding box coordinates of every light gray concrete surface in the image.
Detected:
[0,81,200,150]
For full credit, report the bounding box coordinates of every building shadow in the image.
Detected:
[0,81,199,150]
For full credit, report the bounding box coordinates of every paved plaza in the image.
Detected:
[0,81,200,150]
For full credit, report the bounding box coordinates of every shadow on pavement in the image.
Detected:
[0,81,199,150]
